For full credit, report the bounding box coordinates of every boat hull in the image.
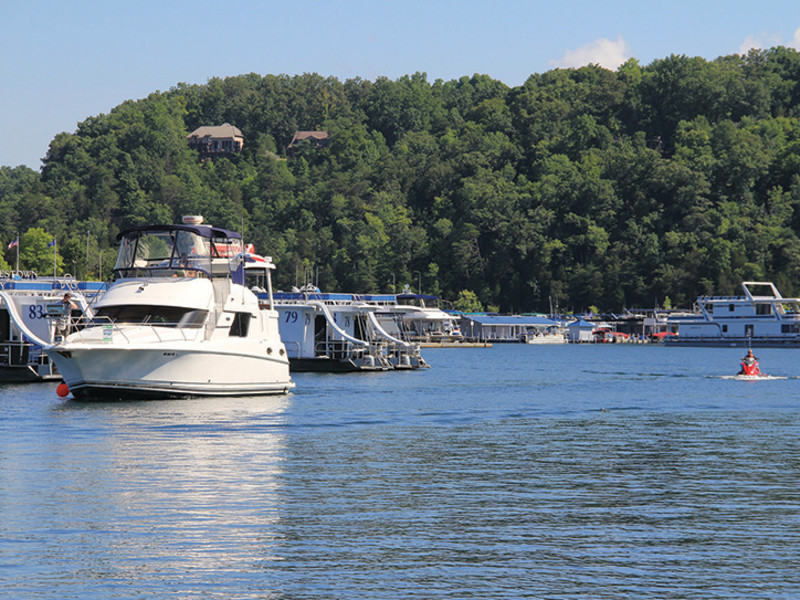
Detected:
[522,336,567,344]
[664,336,800,348]
[48,345,294,400]
[0,364,59,382]
[289,357,386,372]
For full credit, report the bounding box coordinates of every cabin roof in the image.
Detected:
[187,123,243,139]
[289,131,328,144]
[463,314,560,326]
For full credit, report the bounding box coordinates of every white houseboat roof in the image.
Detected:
[461,314,561,327]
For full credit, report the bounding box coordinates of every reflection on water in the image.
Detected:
[3,395,290,598]
[2,345,800,598]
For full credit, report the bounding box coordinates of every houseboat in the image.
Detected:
[459,314,567,343]
[267,287,428,372]
[0,274,105,382]
[387,291,462,343]
[665,281,800,346]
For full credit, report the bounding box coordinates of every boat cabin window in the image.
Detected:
[755,303,772,316]
[729,304,735,312]
[245,270,269,293]
[94,305,208,328]
[229,312,251,337]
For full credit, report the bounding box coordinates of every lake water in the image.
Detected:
[2,344,800,599]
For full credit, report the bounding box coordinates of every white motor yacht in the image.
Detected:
[46,217,294,399]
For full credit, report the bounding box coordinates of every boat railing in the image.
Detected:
[314,338,421,367]
[62,315,204,345]
[315,339,367,360]
[363,311,425,362]
[0,339,49,367]
[283,340,301,358]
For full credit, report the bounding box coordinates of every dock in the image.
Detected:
[420,341,492,348]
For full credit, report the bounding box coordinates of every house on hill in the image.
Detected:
[187,123,244,158]
[287,131,329,155]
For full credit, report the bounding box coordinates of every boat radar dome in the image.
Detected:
[182,215,204,225]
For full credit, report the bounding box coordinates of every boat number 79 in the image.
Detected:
[284,311,299,323]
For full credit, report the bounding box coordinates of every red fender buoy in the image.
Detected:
[56,382,70,398]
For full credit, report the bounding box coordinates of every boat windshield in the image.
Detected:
[245,269,269,292]
[93,305,208,328]
[114,229,218,277]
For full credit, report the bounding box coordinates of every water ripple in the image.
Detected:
[2,345,800,598]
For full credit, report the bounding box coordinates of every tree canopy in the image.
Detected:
[5,48,800,312]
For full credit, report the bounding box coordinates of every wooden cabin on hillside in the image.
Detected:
[287,131,329,155]
[187,123,244,158]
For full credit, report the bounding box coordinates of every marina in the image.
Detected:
[2,343,800,599]
[6,273,789,391]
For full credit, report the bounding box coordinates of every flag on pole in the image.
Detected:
[47,238,56,248]
[10,233,19,273]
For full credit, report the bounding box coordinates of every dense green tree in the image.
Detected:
[18,228,62,275]
[453,289,483,313]
[5,49,800,311]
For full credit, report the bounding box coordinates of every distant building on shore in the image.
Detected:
[187,123,244,158]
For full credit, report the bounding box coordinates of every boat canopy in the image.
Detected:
[116,223,241,241]
[114,224,243,278]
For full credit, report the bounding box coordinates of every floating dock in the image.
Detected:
[420,341,492,348]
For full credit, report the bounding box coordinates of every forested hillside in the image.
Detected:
[4,47,800,312]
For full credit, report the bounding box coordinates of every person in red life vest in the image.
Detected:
[739,349,761,376]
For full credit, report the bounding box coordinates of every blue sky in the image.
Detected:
[2,0,800,170]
